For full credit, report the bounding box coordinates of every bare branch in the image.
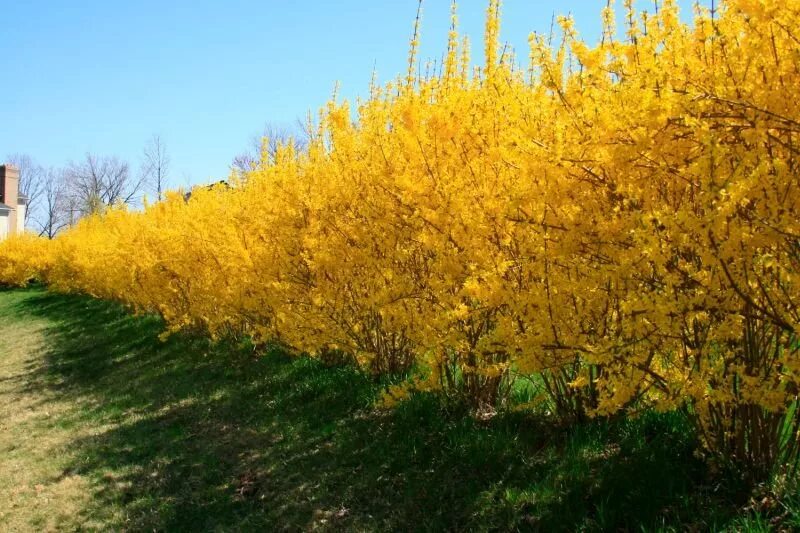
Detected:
[141,134,171,201]
[5,153,44,226]
[231,122,308,174]
[65,153,141,218]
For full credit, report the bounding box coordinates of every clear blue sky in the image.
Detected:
[1,0,701,188]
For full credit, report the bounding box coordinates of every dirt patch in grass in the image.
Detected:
[0,289,112,531]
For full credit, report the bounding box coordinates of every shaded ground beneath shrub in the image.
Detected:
[0,287,786,531]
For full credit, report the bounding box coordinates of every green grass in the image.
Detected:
[0,286,795,531]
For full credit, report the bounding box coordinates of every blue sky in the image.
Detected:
[1,1,702,188]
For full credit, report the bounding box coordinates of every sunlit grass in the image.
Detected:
[1,287,796,531]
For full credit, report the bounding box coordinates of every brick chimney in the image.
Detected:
[0,165,20,235]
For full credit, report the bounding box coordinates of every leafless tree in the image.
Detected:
[5,153,44,225]
[297,116,317,144]
[65,153,143,216]
[141,134,170,201]
[231,122,308,174]
[34,168,69,239]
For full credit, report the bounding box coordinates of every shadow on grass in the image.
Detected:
[12,289,744,531]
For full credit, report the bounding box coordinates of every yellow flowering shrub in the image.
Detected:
[2,0,800,477]
[0,233,50,287]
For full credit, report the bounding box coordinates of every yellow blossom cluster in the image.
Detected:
[0,233,49,287]
[2,0,800,475]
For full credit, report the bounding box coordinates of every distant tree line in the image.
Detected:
[10,121,309,239]
[6,134,169,239]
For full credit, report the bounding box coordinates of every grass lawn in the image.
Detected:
[0,287,791,531]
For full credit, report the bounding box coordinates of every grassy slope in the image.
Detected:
[0,287,789,531]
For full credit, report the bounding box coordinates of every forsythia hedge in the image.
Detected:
[3,0,800,478]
